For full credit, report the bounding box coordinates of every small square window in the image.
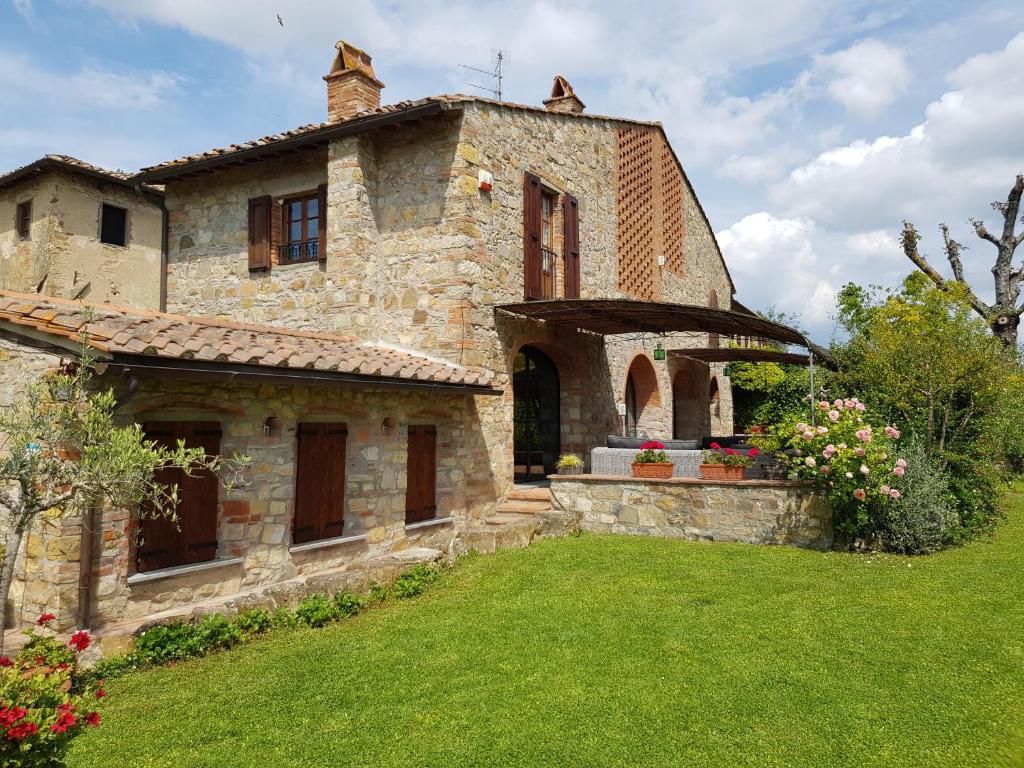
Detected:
[15,200,31,240]
[100,204,128,247]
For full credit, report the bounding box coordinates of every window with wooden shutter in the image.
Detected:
[247,195,272,271]
[317,183,327,261]
[137,422,221,573]
[15,200,31,241]
[293,423,347,544]
[563,193,580,298]
[405,425,437,525]
[523,172,543,300]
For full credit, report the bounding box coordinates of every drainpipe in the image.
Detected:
[158,199,169,312]
[77,504,97,630]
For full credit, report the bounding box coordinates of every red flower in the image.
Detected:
[6,721,38,741]
[709,442,722,450]
[724,448,735,455]
[639,441,665,450]
[34,656,46,667]
[748,447,760,457]
[95,687,107,699]
[68,630,91,652]
[0,707,27,726]
[84,712,101,727]
[36,613,56,626]
[50,711,77,734]
[56,702,74,715]
[0,656,11,667]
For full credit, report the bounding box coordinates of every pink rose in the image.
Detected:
[894,466,905,477]
[845,472,854,479]
[834,399,844,408]
[821,466,830,474]
[881,484,891,495]
[844,399,855,409]
[884,425,900,439]
[854,447,865,457]
[818,401,830,411]
[805,457,816,468]
[828,410,840,422]
[860,465,869,475]
[853,488,866,500]
[795,423,808,433]
[855,403,866,412]
[855,429,872,443]
[803,431,815,441]
[889,489,901,499]
[817,426,828,434]
[838,443,847,450]
[896,458,907,468]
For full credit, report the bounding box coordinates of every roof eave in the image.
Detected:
[0,158,163,198]
[134,100,458,183]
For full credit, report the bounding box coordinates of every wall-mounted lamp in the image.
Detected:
[723,363,733,377]
[263,416,282,437]
[653,343,666,361]
[382,416,395,435]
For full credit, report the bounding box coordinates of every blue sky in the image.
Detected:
[3,0,1024,342]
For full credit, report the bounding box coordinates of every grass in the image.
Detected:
[71,492,1024,767]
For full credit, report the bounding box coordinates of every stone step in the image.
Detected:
[484,512,539,526]
[496,499,552,515]
[508,486,553,502]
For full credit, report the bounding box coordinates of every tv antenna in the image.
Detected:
[458,49,509,101]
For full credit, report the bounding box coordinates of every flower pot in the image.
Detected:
[631,462,674,479]
[557,466,583,476]
[699,463,745,481]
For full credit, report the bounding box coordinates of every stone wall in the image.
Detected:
[550,475,832,550]
[87,375,498,625]
[0,171,162,308]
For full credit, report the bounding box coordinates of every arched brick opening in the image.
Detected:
[623,353,662,438]
[672,365,702,440]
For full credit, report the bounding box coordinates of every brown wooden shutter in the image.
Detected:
[317,183,327,262]
[247,195,272,271]
[293,423,347,544]
[563,193,580,299]
[137,421,221,573]
[269,198,283,267]
[405,425,437,524]
[523,172,543,300]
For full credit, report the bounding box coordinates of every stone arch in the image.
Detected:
[511,344,563,481]
[623,353,662,438]
[672,364,702,440]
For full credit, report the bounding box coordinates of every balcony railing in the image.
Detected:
[540,247,557,299]
[278,239,319,264]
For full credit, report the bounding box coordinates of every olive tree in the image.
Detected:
[0,355,245,650]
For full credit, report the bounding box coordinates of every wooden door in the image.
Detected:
[138,422,221,573]
[293,423,347,544]
[405,425,437,524]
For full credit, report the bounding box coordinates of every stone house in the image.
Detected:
[0,155,164,309]
[0,41,748,634]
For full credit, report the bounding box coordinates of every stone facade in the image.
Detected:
[550,475,833,550]
[0,170,163,308]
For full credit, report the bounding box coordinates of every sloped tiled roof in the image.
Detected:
[137,94,661,177]
[0,155,161,195]
[0,291,495,392]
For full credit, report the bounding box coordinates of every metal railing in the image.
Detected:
[278,239,319,264]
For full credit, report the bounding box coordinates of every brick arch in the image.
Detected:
[624,353,661,409]
[505,338,581,391]
[671,363,702,440]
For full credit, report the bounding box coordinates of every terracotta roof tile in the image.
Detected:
[0,291,495,392]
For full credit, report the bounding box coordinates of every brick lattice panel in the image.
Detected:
[659,140,685,275]
[616,128,656,300]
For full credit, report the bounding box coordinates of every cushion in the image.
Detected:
[606,436,701,451]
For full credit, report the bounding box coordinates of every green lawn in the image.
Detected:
[71,492,1024,768]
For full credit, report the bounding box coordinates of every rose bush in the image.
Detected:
[776,397,908,541]
[0,616,103,767]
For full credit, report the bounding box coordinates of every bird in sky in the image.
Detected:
[277,14,284,26]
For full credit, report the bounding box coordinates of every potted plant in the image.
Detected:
[555,453,584,475]
[631,441,674,479]
[700,442,759,480]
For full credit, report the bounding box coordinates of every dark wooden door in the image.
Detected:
[138,422,221,573]
[512,346,560,482]
[293,423,347,544]
[405,425,437,524]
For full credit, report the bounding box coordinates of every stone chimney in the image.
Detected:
[543,75,585,114]
[323,41,384,123]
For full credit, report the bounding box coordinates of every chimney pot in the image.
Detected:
[543,75,585,114]
[323,41,385,123]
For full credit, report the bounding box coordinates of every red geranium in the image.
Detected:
[639,441,665,450]
[68,631,91,652]
[36,613,56,626]
[6,722,38,741]
[84,712,101,727]
[724,447,735,455]
[0,707,26,726]
[709,442,721,450]
[0,656,11,668]
[748,447,760,457]
[50,710,77,734]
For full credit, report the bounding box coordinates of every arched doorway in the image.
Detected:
[513,346,560,482]
[623,355,660,438]
[672,367,701,440]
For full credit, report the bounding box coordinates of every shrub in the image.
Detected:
[393,564,439,599]
[133,623,205,665]
[235,609,272,636]
[884,441,958,554]
[0,617,103,767]
[295,594,337,628]
[195,614,241,651]
[368,582,391,604]
[775,397,907,541]
[333,591,366,619]
[271,607,299,629]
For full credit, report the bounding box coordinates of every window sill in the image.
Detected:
[267,260,324,273]
[405,517,453,532]
[289,533,368,554]
[127,557,244,586]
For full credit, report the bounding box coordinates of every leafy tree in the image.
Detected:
[901,174,1024,348]
[0,353,246,649]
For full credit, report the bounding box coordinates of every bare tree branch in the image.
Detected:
[970,218,1000,247]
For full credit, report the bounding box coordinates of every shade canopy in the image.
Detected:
[496,299,809,346]
[670,348,812,365]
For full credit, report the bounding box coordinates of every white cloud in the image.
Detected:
[813,38,910,115]
[12,0,33,21]
[845,230,900,259]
